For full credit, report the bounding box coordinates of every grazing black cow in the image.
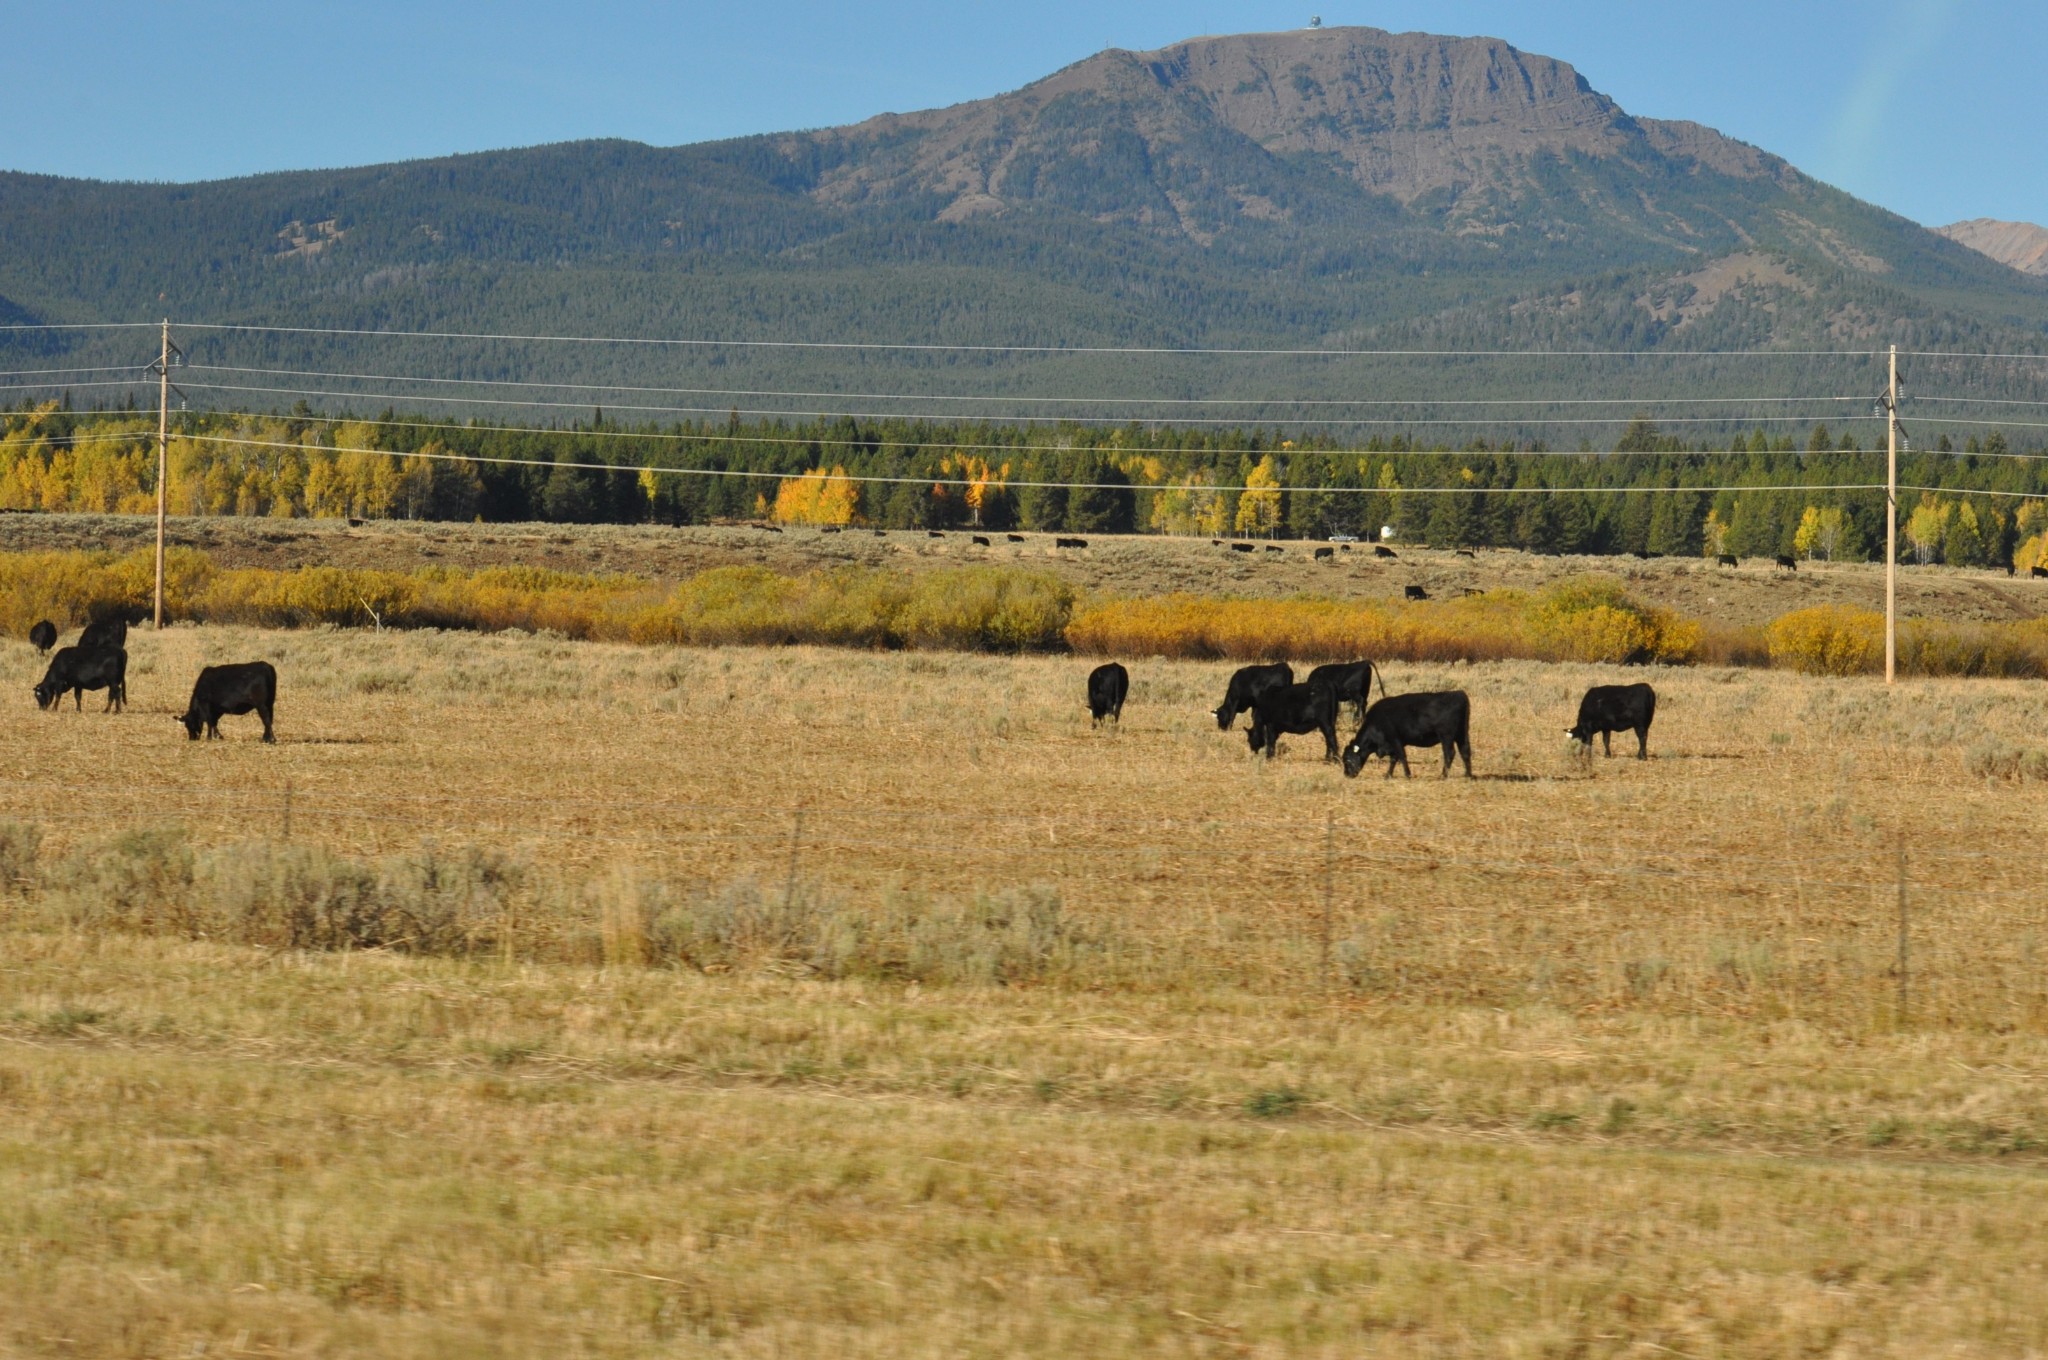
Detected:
[2033,565,2048,579]
[1212,662,1294,730]
[820,525,842,534]
[1374,545,1398,559]
[1055,536,1090,549]
[1086,662,1129,727]
[1342,691,1472,780]
[1404,585,1428,601]
[1304,659,1385,720]
[1630,551,1652,560]
[873,529,888,537]
[1774,554,1798,572]
[1211,539,1223,546]
[972,535,991,547]
[178,661,277,742]
[29,620,56,654]
[77,616,128,652]
[1313,547,1334,560]
[1230,542,1255,554]
[1340,544,1351,552]
[756,523,783,534]
[928,530,946,539]
[1567,682,1656,760]
[1246,681,1340,761]
[1717,554,1739,568]
[34,645,126,713]
[1460,587,1485,597]
[1007,533,1026,543]
[1455,549,1476,558]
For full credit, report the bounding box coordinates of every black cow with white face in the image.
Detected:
[35,646,126,712]
[179,661,277,742]
[1246,681,1340,761]
[1567,682,1656,760]
[1086,662,1129,727]
[1212,662,1293,730]
[1342,691,1472,779]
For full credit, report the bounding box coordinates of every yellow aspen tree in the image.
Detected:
[1234,455,1282,537]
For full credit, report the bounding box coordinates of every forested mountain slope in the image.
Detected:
[3,24,2045,417]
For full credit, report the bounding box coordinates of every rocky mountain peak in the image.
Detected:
[1936,218,2048,275]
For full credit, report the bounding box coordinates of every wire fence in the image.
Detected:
[4,773,2041,1032]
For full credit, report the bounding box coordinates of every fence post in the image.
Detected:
[1895,841,1909,1029]
[1321,812,1334,994]
[784,809,805,911]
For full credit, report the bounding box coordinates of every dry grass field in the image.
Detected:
[14,509,2048,626]
[6,616,2048,1355]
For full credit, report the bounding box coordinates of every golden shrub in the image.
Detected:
[1766,606,1883,676]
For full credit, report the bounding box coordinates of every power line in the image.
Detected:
[1898,484,2048,501]
[185,432,1884,497]
[175,379,1881,428]
[0,365,151,380]
[0,322,159,332]
[180,320,1887,357]
[180,363,1875,409]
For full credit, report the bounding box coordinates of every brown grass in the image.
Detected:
[7,627,2048,1353]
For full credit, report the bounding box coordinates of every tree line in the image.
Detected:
[5,401,2045,568]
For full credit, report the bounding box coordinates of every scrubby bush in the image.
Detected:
[1529,577,1698,665]
[1767,606,1884,676]
[1066,577,1697,667]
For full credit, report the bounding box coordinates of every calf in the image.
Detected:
[927,530,946,539]
[1086,662,1129,727]
[1774,554,1797,572]
[1230,542,1255,554]
[1716,554,1738,568]
[1264,544,1283,554]
[1342,691,1472,779]
[1567,682,1656,760]
[1404,585,1428,600]
[1007,534,1026,543]
[1304,659,1384,720]
[1246,681,1340,761]
[1455,549,1476,559]
[34,645,126,713]
[29,620,56,654]
[972,535,991,547]
[2033,565,2048,579]
[1213,662,1293,730]
[820,525,842,534]
[1313,547,1334,560]
[1055,536,1090,549]
[178,661,277,742]
[1374,545,1398,559]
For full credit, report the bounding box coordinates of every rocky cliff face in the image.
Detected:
[800,27,1797,239]
[1937,218,2048,275]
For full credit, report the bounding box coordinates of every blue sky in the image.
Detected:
[1,0,2035,227]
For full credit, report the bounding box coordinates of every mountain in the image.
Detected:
[3,26,2045,425]
[1936,219,2048,276]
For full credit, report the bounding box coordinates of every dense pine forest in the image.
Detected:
[6,401,2044,569]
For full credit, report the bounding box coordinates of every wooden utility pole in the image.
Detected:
[148,320,182,630]
[1884,344,1898,684]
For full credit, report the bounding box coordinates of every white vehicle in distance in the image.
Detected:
[1327,533,1359,543]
